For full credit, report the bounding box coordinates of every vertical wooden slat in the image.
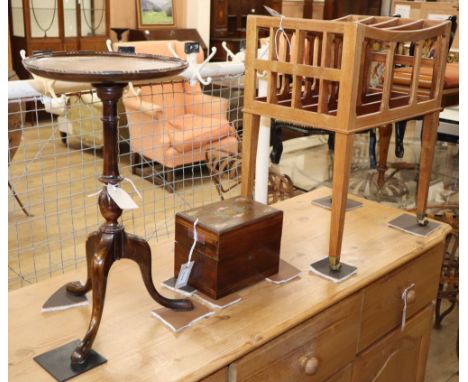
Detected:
[244,15,258,105]
[318,32,332,113]
[409,42,422,105]
[356,39,369,107]
[430,32,449,101]
[267,27,278,104]
[292,30,306,109]
[380,41,397,111]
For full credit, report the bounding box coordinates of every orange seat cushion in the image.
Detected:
[168,114,233,153]
[393,63,458,90]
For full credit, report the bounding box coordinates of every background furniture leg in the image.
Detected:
[368,129,377,169]
[328,132,354,270]
[377,124,392,188]
[416,113,439,225]
[270,119,283,164]
[8,181,32,217]
[241,113,261,198]
[395,120,407,158]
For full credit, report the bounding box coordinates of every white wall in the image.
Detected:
[185,0,211,47]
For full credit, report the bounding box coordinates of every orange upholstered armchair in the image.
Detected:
[118,40,238,180]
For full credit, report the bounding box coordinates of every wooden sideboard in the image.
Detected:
[9,187,449,381]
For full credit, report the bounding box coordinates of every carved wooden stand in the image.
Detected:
[65,83,193,364]
[22,52,195,370]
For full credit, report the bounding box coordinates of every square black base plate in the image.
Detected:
[312,196,363,211]
[34,340,107,382]
[388,213,440,237]
[310,258,357,283]
[42,284,88,312]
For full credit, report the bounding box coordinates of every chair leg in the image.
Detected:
[241,112,261,199]
[395,120,407,158]
[163,168,176,194]
[368,129,377,169]
[327,132,335,151]
[130,152,141,175]
[377,124,392,188]
[328,132,354,270]
[8,181,32,217]
[416,112,439,225]
[270,120,283,165]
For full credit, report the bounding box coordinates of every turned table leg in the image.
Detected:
[66,82,192,365]
[328,132,354,270]
[71,232,116,364]
[66,231,100,296]
[416,112,439,225]
[241,112,261,199]
[125,233,192,311]
[377,124,392,189]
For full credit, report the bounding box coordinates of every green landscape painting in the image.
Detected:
[140,0,174,25]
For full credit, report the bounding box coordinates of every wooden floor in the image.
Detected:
[8,123,238,289]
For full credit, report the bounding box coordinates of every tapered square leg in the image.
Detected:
[328,132,354,271]
[241,112,261,198]
[415,112,439,225]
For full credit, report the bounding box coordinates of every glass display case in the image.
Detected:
[9,0,110,78]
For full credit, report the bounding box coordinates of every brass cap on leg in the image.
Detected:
[328,256,341,271]
[416,212,429,227]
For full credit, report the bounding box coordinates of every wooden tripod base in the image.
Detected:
[66,225,193,364]
[62,82,193,365]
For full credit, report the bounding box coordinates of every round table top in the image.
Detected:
[22,51,188,83]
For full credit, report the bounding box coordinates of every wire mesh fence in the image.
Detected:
[8,75,243,289]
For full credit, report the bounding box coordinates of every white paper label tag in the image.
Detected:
[107,185,139,210]
[175,261,195,289]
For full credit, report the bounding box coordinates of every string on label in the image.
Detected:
[401,283,415,331]
[175,218,200,289]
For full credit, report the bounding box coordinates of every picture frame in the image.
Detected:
[136,0,175,28]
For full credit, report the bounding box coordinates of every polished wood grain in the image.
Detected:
[22,51,188,83]
[174,198,283,299]
[9,188,449,381]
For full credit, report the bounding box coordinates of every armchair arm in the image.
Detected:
[122,96,163,119]
[184,92,229,119]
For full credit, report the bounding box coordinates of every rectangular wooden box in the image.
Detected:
[174,196,283,299]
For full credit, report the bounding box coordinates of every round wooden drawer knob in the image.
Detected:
[407,289,416,303]
[301,356,319,375]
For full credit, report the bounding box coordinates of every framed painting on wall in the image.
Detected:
[136,0,175,28]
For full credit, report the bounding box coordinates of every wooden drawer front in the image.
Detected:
[352,304,433,382]
[359,242,443,351]
[325,364,352,382]
[232,293,361,382]
[201,367,228,382]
